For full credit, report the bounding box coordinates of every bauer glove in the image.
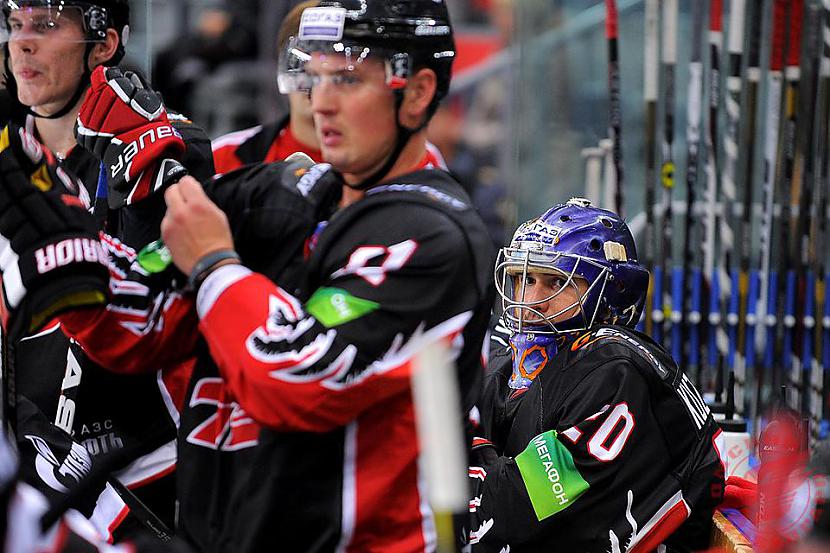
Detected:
[0,124,109,337]
[75,66,188,209]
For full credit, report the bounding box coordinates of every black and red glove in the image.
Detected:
[75,66,188,209]
[0,124,109,338]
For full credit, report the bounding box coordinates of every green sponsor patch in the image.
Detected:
[515,430,590,521]
[305,288,379,328]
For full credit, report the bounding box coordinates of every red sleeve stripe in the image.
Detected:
[627,490,691,553]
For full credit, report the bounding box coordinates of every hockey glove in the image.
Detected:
[0,124,109,338]
[76,66,188,210]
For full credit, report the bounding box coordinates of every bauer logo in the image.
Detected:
[35,238,105,274]
[109,125,179,180]
[299,7,346,41]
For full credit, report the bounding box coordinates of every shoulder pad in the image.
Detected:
[567,326,672,382]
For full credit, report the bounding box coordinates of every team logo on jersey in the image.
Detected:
[570,330,602,351]
[24,435,92,493]
[186,378,259,451]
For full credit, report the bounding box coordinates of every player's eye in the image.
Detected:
[331,72,362,87]
[31,18,55,34]
[550,276,567,291]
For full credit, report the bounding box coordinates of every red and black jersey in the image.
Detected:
[60,163,493,552]
[12,110,214,534]
[211,117,322,175]
[469,325,726,553]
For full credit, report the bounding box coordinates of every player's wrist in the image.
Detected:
[188,249,241,291]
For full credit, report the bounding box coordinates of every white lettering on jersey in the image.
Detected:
[331,240,419,287]
[54,346,83,434]
[676,372,710,431]
[24,435,92,493]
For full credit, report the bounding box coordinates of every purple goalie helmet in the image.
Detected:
[495,198,648,335]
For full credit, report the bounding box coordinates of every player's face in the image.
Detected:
[306,52,398,184]
[515,270,589,325]
[6,7,87,115]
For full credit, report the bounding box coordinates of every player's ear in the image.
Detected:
[399,67,437,129]
[88,28,120,69]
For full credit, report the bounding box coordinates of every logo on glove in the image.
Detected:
[109,125,180,180]
[35,238,106,275]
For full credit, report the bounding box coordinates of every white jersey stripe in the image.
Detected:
[335,421,357,553]
[211,125,263,151]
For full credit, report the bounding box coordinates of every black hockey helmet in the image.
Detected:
[278,0,455,188]
[2,0,131,119]
[280,0,455,111]
[326,0,454,108]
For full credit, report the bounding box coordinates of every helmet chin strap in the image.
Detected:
[3,42,94,121]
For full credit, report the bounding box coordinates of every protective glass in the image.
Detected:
[1,2,104,44]
[495,247,609,334]
[277,36,408,95]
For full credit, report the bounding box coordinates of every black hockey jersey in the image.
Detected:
[469,325,726,553]
[60,165,494,553]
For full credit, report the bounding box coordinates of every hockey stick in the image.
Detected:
[758,0,788,419]
[682,0,706,383]
[643,0,659,339]
[721,0,747,415]
[0,327,14,441]
[775,0,803,409]
[660,0,679,356]
[795,0,827,442]
[740,0,764,424]
[814,0,830,443]
[40,418,176,541]
[795,0,821,418]
[605,0,625,217]
[704,0,724,393]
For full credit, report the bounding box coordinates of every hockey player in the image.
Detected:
[0,0,213,537]
[211,0,323,173]
[1,0,214,238]
[0,2,494,552]
[210,0,446,174]
[469,199,725,552]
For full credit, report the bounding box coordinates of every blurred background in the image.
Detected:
[119,0,675,253]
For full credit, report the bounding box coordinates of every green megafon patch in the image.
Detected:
[515,430,590,520]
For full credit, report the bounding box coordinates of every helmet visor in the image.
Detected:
[278,35,408,95]
[1,3,103,43]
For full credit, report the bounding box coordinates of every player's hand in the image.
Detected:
[161,176,234,277]
[0,124,109,337]
[75,66,187,209]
